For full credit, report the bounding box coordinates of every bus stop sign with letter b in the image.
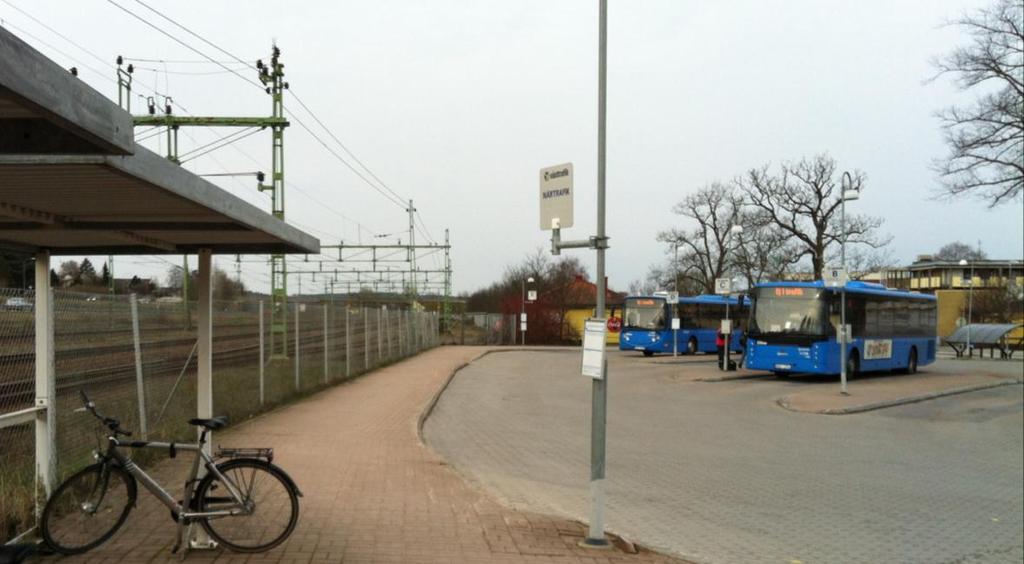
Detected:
[824,267,849,288]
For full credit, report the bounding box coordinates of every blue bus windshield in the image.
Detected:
[624,297,666,330]
[750,287,827,336]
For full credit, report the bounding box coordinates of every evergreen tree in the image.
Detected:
[80,258,97,284]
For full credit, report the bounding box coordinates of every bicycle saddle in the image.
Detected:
[188,416,228,430]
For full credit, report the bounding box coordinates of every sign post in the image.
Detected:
[825,267,850,395]
[541,1,610,547]
[667,291,679,357]
[715,278,733,370]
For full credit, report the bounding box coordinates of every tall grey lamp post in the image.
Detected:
[959,259,973,356]
[839,172,860,395]
[521,276,534,346]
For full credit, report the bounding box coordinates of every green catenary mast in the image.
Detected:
[120,45,291,357]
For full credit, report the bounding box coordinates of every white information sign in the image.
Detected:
[721,319,733,334]
[671,318,680,330]
[520,312,527,322]
[824,267,849,288]
[715,278,732,295]
[527,290,537,302]
[520,322,527,331]
[667,291,679,303]
[581,318,607,379]
[539,163,574,230]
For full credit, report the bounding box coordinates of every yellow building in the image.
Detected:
[566,304,622,345]
[555,275,624,345]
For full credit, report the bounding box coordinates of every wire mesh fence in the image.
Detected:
[0,291,441,543]
[445,312,517,345]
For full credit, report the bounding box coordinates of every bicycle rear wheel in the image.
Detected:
[41,463,136,554]
[194,459,299,553]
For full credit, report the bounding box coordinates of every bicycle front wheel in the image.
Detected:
[41,463,137,554]
[194,459,299,553]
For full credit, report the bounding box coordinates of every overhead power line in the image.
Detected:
[287,89,407,204]
[105,0,265,91]
[125,0,421,216]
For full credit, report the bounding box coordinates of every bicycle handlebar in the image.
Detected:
[78,390,133,437]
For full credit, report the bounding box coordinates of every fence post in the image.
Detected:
[399,309,405,356]
[294,305,300,391]
[460,312,466,345]
[129,294,148,439]
[364,306,370,371]
[345,306,351,378]
[382,307,389,360]
[378,307,383,363]
[259,300,265,405]
[323,303,329,384]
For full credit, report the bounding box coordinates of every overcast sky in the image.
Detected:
[3,0,1022,295]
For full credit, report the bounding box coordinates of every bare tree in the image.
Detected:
[935,241,988,261]
[841,247,896,280]
[741,155,890,280]
[931,0,1023,205]
[657,183,743,294]
[733,211,803,287]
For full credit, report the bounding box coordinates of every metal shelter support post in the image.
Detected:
[294,305,300,390]
[193,248,216,549]
[34,250,56,510]
[130,294,148,439]
[364,307,370,370]
[196,250,213,450]
[259,300,265,405]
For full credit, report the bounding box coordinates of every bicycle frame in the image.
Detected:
[100,431,251,522]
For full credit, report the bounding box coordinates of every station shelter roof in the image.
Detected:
[0,27,318,256]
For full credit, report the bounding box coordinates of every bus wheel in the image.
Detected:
[904,348,918,375]
[847,350,860,378]
[642,350,654,357]
[686,338,697,355]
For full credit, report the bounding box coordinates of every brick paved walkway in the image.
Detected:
[51,346,683,564]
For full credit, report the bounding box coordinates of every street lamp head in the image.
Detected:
[730,224,745,235]
[842,189,860,201]
[959,259,968,266]
[527,277,535,283]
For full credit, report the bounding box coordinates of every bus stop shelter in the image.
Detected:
[945,324,1024,359]
[0,25,319,538]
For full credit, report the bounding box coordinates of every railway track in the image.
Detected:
[0,330,375,409]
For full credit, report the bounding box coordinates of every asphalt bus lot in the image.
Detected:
[423,350,1024,564]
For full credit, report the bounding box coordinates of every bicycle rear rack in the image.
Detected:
[215,447,273,463]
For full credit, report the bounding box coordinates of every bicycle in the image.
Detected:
[40,391,301,556]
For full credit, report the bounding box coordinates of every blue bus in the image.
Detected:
[619,294,747,357]
[745,281,937,376]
